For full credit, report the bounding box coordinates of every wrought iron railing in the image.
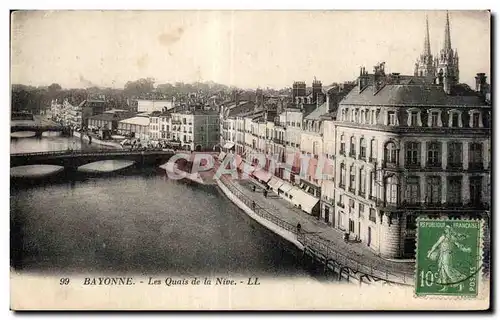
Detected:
[218,177,414,286]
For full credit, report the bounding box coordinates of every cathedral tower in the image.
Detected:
[414,15,436,80]
[434,11,459,94]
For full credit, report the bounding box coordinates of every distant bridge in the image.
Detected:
[11,124,71,136]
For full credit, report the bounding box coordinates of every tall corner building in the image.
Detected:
[332,13,491,259]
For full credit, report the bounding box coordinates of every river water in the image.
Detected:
[10,135,311,278]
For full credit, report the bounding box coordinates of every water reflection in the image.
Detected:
[11,131,36,138]
[78,160,135,173]
[11,165,64,178]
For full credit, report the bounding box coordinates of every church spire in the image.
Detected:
[443,11,452,52]
[424,15,431,56]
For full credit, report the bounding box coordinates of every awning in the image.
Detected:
[223,142,235,149]
[268,176,284,190]
[240,162,256,175]
[289,188,320,214]
[218,151,226,161]
[278,182,294,194]
[252,169,272,183]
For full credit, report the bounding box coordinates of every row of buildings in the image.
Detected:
[49,97,220,151]
[218,13,491,259]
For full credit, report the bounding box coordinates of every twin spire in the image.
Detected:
[422,11,453,57]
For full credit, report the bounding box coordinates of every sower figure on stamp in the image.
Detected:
[427,225,472,292]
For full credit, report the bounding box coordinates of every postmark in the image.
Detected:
[415,218,484,297]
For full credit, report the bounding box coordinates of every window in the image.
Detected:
[451,113,460,127]
[411,112,418,126]
[354,109,359,123]
[369,171,376,198]
[359,169,366,195]
[405,176,420,204]
[406,214,417,230]
[369,208,376,223]
[470,177,482,205]
[340,163,346,188]
[349,165,356,192]
[349,219,355,232]
[426,176,441,204]
[427,142,441,167]
[447,176,462,205]
[430,112,439,127]
[360,138,366,159]
[448,142,462,167]
[360,110,365,124]
[351,109,355,122]
[385,176,398,204]
[349,198,355,209]
[472,113,480,128]
[469,142,483,167]
[371,110,376,124]
[350,136,356,157]
[384,141,398,165]
[405,142,420,166]
[388,111,396,125]
[370,138,377,161]
[358,203,365,219]
[340,134,346,154]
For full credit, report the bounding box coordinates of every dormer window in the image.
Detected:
[427,109,443,127]
[387,111,397,126]
[448,109,463,128]
[469,110,483,128]
[406,108,422,126]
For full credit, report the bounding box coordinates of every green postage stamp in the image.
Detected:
[415,218,484,297]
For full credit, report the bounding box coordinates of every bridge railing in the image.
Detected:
[219,176,414,286]
[10,149,177,158]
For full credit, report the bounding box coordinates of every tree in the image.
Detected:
[124,78,155,97]
[48,83,62,92]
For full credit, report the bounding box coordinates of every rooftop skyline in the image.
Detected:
[11,10,490,90]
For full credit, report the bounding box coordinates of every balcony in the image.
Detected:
[405,161,421,169]
[337,202,345,209]
[358,154,366,161]
[171,120,182,125]
[348,187,355,194]
[426,162,442,169]
[339,183,345,189]
[468,162,484,171]
[349,151,356,159]
[447,162,463,170]
[358,191,366,198]
[273,138,285,145]
[383,161,399,169]
[339,150,346,156]
[369,157,377,164]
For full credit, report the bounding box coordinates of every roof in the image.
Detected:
[119,116,150,126]
[305,102,329,120]
[104,108,128,114]
[341,83,486,107]
[88,112,134,122]
[225,101,256,117]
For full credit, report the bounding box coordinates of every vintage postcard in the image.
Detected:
[9,10,491,310]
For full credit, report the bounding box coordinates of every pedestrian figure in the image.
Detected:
[296,223,302,233]
[263,190,268,198]
[252,201,256,210]
[253,185,256,192]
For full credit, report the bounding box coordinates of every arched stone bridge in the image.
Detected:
[11,124,72,137]
[10,150,178,171]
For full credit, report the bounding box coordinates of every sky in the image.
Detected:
[10,10,490,90]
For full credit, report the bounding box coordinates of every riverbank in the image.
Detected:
[73,131,123,149]
[216,175,415,286]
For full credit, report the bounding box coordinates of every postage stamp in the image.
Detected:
[415,218,484,297]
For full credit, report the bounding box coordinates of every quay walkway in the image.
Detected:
[218,176,415,286]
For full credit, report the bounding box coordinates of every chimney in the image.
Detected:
[358,66,368,93]
[391,73,401,84]
[475,73,487,97]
